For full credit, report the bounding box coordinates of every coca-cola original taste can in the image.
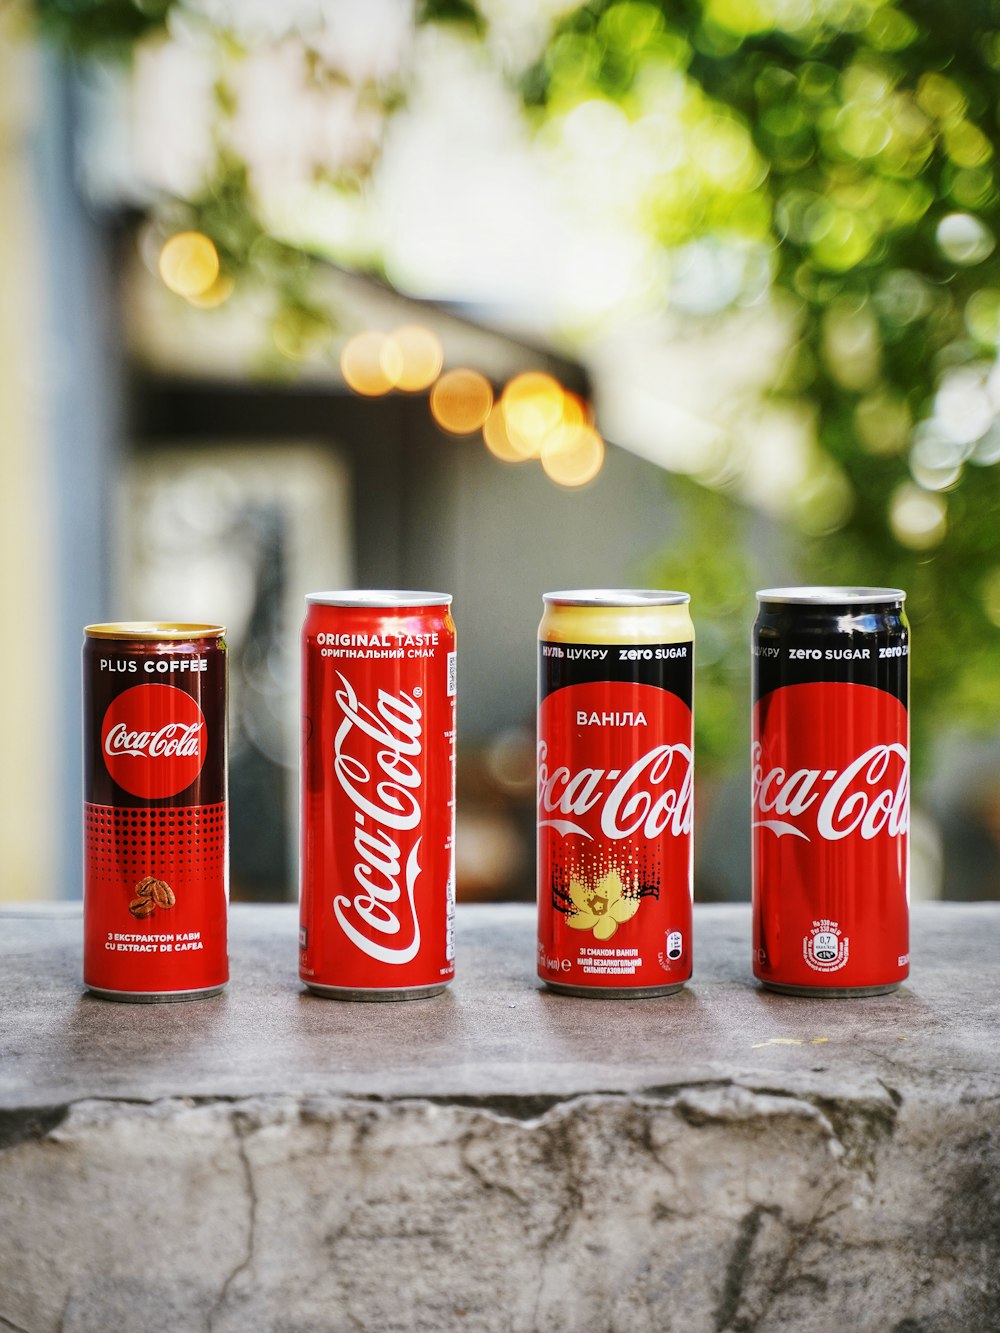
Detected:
[752,587,909,996]
[299,592,457,1000]
[537,590,694,997]
[83,622,228,1002]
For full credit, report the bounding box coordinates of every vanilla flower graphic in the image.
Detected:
[566,869,640,940]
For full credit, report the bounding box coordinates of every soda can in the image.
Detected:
[82,622,229,1002]
[537,590,695,997]
[299,591,457,1000]
[752,587,909,996]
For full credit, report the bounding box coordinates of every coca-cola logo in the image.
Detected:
[538,741,693,841]
[537,681,693,847]
[101,684,206,799]
[752,741,908,842]
[331,671,424,964]
[752,683,908,845]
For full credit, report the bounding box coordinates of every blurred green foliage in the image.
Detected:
[36,0,171,56]
[35,0,1000,772]
[522,0,1000,770]
[642,479,759,767]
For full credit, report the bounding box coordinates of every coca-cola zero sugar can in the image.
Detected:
[537,590,694,996]
[83,622,228,1002]
[299,592,456,1000]
[752,587,909,996]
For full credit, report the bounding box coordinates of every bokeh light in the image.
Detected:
[482,405,527,462]
[186,273,235,309]
[541,423,605,487]
[482,376,602,483]
[889,482,947,549]
[855,391,911,455]
[874,269,934,326]
[560,392,590,428]
[340,331,396,396]
[965,289,1000,345]
[936,213,995,266]
[430,369,494,434]
[793,462,854,536]
[823,301,881,391]
[933,368,993,446]
[158,232,220,299]
[970,425,1000,466]
[501,373,566,459]
[382,325,443,392]
[909,416,971,491]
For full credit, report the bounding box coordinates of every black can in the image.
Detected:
[752,587,909,997]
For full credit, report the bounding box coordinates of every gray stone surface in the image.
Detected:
[1,903,999,1333]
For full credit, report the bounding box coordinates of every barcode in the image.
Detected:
[445,866,456,960]
[447,651,457,697]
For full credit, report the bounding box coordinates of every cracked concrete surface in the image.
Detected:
[1,903,999,1332]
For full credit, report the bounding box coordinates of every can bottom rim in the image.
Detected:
[303,981,450,1002]
[758,980,903,998]
[85,983,227,1003]
[542,979,687,999]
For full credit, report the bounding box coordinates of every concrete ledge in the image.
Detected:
[1,903,999,1332]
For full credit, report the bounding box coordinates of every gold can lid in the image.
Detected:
[84,622,226,640]
[543,588,690,607]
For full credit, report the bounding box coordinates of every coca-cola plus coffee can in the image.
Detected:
[299,592,456,1000]
[83,623,228,1002]
[537,590,694,997]
[752,587,909,996]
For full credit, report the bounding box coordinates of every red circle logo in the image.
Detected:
[101,684,207,799]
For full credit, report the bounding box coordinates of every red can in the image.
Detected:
[752,587,909,996]
[537,590,695,997]
[299,592,457,1000]
[82,622,228,1002]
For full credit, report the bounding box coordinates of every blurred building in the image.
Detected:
[1,42,681,904]
[7,3,998,904]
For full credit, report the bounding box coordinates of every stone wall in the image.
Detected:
[1,904,998,1332]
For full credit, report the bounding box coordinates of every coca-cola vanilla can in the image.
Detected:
[537,590,694,997]
[299,592,457,1000]
[752,587,909,996]
[83,623,229,1002]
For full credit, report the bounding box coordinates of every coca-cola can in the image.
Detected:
[752,587,909,996]
[83,622,229,1002]
[299,591,457,1000]
[537,590,694,997]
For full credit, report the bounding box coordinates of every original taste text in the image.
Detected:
[317,632,439,660]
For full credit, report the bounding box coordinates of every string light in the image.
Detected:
[341,331,396,396]
[383,325,444,392]
[541,423,605,487]
[430,369,494,433]
[158,232,220,300]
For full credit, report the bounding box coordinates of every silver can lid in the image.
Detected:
[306,590,452,608]
[543,588,690,607]
[756,586,906,605]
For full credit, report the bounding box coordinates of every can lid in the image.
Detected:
[306,590,452,608]
[543,588,690,607]
[755,586,906,605]
[84,622,226,639]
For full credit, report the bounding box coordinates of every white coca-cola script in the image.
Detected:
[537,741,693,840]
[751,741,908,841]
[104,722,202,759]
[331,671,424,964]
